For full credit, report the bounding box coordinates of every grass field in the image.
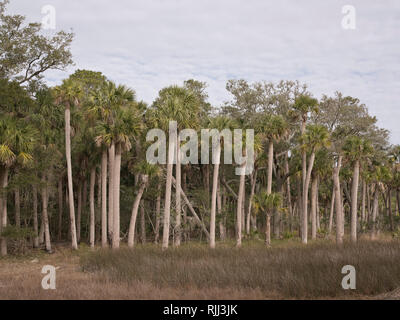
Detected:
[1,238,400,300]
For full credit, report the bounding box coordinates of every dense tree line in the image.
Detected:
[1,1,399,255]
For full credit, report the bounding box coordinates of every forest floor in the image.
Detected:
[0,237,400,300]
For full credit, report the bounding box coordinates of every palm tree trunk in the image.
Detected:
[210,141,221,249]
[41,177,51,253]
[350,160,360,242]
[77,182,82,243]
[58,178,63,240]
[128,180,147,247]
[388,188,393,231]
[15,189,20,228]
[174,137,181,247]
[371,186,379,240]
[140,202,146,244]
[328,187,335,234]
[265,212,271,246]
[101,150,108,247]
[89,167,96,248]
[247,170,257,235]
[154,183,161,244]
[112,143,122,249]
[267,141,273,194]
[162,131,175,250]
[334,155,343,245]
[108,142,115,241]
[311,175,317,240]
[236,162,246,248]
[33,185,39,248]
[302,151,316,244]
[65,105,78,250]
[361,179,366,224]
[0,167,9,256]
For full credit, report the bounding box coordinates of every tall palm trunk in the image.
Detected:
[154,183,161,244]
[0,167,9,256]
[33,185,39,248]
[265,211,271,246]
[247,170,257,235]
[236,162,246,248]
[41,177,51,253]
[350,160,360,242]
[311,174,318,240]
[101,150,108,247]
[174,137,181,247]
[58,178,63,240]
[89,167,96,248]
[65,105,78,250]
[108,142,115,241]
[162,132,175,250]
[334,155,343,245]
[267,141,273,194]
[15,189,20,228]
[361,179,366,224]
[302,151,316,244]
[328,187,335,234]
[210,141,221,249]
[112,143,122,249]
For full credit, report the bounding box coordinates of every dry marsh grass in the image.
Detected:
[1,239,400,299]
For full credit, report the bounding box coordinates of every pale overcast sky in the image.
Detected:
[8,0,400,143]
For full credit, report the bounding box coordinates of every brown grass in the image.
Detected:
[1,239,400,300]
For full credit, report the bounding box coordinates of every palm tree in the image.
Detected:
[253,191,282,246]
[343,136,372,242]
[208,116,234,248]
[54,79,82,250]
[128,162,159,247]
[300,124,330,244]
[151,86,199,249]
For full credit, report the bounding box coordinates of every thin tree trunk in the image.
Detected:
[350,160,360,242]
[58,178,63,241]
[0,167,9,256]
[33,185,39,248]
[65,106,78,250]
[15,189,20,228]
[210,141,221,249]
[154,183,161,244]
[174,137,181,247]
[236,162,246,248]
[265,212,271,246]
[371,186,379,240]
[311,175,317,240]
[112,143,122,249]
[108,142,115,241]
[361,179,366,224]
[334,155,343,245]
[267,141,273,194]
[302,151,316,244]
[247,170,257,235]
[101,150,108,248]
[128,179,147,247]
[388,188,393,231]
[77,182,82,243]
[89,167,96,248]
[41,177,51,253]
[328,187,335,234]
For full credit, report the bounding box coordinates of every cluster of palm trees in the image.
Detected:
[1,73,399,256]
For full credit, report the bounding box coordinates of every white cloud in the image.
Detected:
[8,0,400,143]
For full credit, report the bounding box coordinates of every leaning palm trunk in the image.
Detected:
[0,167,9,256]
[89,167,96,248]
[33,185,39,248]
[162,135,175,250]
[112,143,122,249]
[41,177,51,253]
[334,156,344,245]
[210,141,221,249]
[350,160,360,242]
[128,178,148,247]
[371,186,379,240]
[65,105,78,250]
